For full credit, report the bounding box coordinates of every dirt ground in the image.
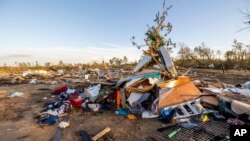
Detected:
[185,69,250,84]
[0,72,249,141]
[0,84,163,141]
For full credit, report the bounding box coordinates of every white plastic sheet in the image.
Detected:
[127,93,143,105]
[83,84,101,102]
[133,55,152,73]
[142,110,159,118]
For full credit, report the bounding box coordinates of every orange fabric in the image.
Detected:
[116,89,121,109]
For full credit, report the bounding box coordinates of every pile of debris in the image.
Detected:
[143,78,250,140]
[31,46,250,141]
[33,84,115,141]
[0,68,127,86]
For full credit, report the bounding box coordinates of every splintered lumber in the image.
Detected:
[91,127,111,141]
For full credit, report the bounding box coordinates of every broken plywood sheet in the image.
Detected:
[201,96,219,107]
[158,80,201,109]
[157,76,190,88]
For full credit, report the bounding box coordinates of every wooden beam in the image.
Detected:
[91,127,111,141]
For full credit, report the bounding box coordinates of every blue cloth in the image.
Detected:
[39,116,57,125]
[159,107,175,123]
[115,108,130,115]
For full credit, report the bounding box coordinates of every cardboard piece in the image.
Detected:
[127,114,137,120]
[201,96,219,107]
[126,79,154,93]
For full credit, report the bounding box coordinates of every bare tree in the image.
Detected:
[109,58,114,66]
[232,39,247,64]
[238,8,250,31]
[225,50,234,62]
[44,62,51,70]
[123,56,128,65]
[216,50,221,60]
[178,43,192,65]
[58,60,64,66]
[193,42,214,62]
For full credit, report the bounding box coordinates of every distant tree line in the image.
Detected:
[0,41,249,75]
[175,39,250,69]
[109,56,128,66]
[0,56,137,74]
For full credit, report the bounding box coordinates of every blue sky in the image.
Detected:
[0,0,249,65]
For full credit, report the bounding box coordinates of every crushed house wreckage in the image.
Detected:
[11,45,248,140]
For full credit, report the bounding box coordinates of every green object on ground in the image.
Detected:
[168,128,181,139]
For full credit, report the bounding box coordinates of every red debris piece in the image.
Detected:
[69,93,84,108]
[53,86,68,95]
